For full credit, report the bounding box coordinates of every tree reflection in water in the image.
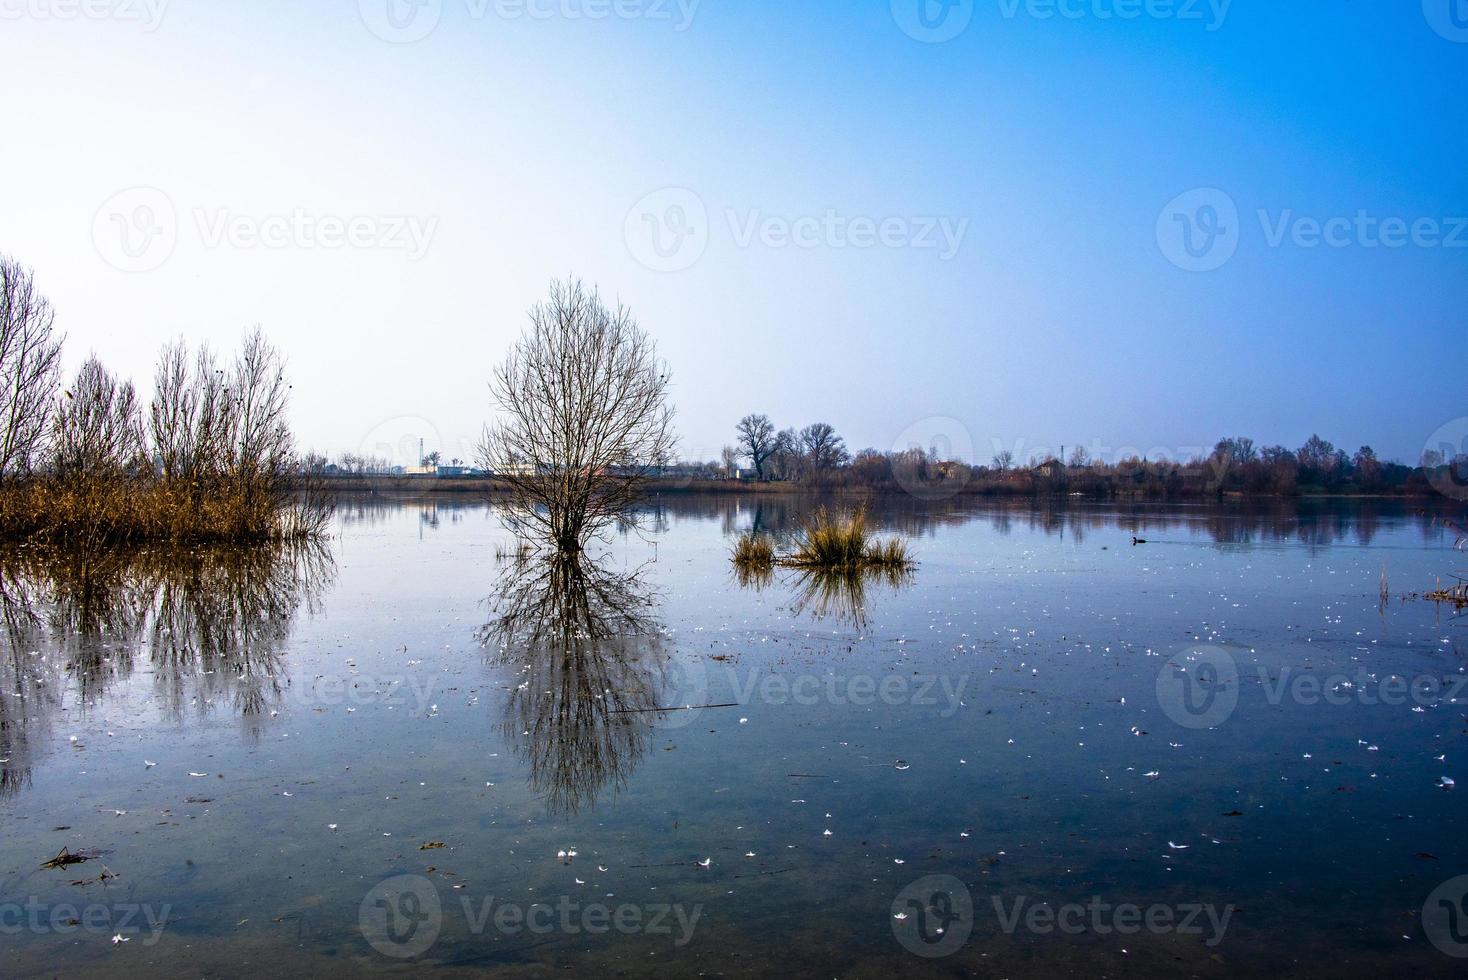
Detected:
[0,541,334,798]
[478,552,667,816]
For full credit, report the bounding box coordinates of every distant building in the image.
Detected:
[1032,459,1063,480]
[404,464,484,478]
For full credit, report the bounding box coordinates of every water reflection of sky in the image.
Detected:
[2,497,1465,978]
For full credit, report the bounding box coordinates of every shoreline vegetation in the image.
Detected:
[309,473,1455,502]
[0,258,328,547]
[312,411,1467,505]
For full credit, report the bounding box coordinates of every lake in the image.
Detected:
[2,495,1465,977]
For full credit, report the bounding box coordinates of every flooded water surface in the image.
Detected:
[3,496,1466,977]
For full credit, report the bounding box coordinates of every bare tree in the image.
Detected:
[49,357,146,480]
[1212,436,1257,467]
[800,422,849,471]
[735,414,776,479]
[478,279,675,553]
[991,450,1014,472]
[770,427,802,481]
[150,329,307,516]
[0,258,64,477]
[151,340,231,486]
[720,445,739,478]
[1297,434,1337,473]
[229,328,294,490]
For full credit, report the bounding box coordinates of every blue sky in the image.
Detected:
[0,1,1463,466]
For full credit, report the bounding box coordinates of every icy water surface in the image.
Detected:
[2,495,1466,978]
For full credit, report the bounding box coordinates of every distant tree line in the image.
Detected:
[709,417,1459,499]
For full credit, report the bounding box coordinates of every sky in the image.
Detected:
[0,0,1464,469]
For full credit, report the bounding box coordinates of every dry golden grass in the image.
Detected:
[731,532,776,570]
[1425,578,1467,609]
[783,507,914,571]
[865,535,916,570]
[729,508,914,573]
[0,476,328,547]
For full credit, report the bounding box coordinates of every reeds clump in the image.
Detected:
[730,508,915,573]
[865,535,916,571]
[784,508,914,571]
[784,507,871,568]
[731,532,776,588]
[731,532,776,570]
[495,539,534,563]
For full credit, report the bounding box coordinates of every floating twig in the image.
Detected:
[611,702,740,714]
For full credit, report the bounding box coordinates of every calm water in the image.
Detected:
[2,495,1466,978]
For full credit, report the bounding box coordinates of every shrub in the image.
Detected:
[784,508,914,571]
[729,508,915,573]
[731,532,775,570]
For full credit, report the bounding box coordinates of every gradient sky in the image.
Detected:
[1,1,1463,468]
